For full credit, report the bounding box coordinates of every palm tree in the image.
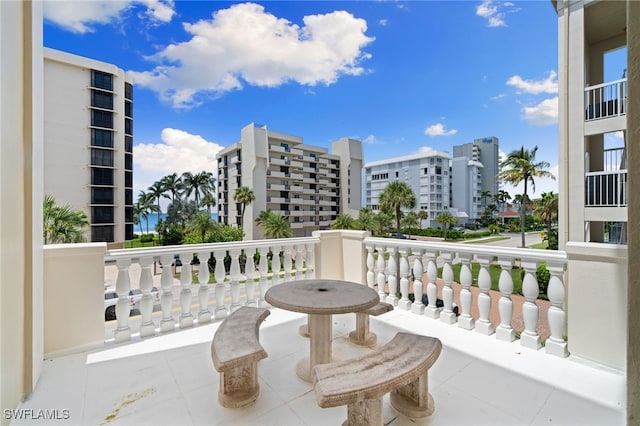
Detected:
[535,192,558,245]
[136,190,158,234]
[499,146,555,247]
[256,210,293,238]
[355,208,376,233]
[148,180,169,224]
[372,212,393,236]
[43,195,89,244]
[331,214,356,230]
[494,189,512,225]
[379,181,417,239]
[188,210,217,243]
[233,186,255,228]
[182,171,215,210]
[416,210,428,229]
[480,190,493,208]
[161,173,183,203]
[435,211,457,240]
[401,211,419,238]
[201,192,216,216]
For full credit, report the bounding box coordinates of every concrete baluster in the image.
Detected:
[424,254,441,319]
[197,251,212,324]
[179,257,193,328]
[475,256,495,335]
[139,256,156,337]
[159,254,175,332]
[386,246,398,306]
[545,262,569,357]
[271,246,281,286]
[376,245,387,301]
[496,258,515,342]
[366,244,376,290]
[295,245,304,280]
[458,253,475,330]
[398,249,412,310]
[229,248,242,312]
[305,243,316,279]
[520,261,541,349]
[411,249,425,315]
[440,252,456,324]
[214,250,228,320]
[283,244,293,282]
[114,258,132,342]
[244,249,257,307]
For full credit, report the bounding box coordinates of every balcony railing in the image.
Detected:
[585,170,628,207]
[585,78,627,121]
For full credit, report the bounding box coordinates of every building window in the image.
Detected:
[92,71,113,91]
[125,224,134,241]
[92,187,113,204]
[91,168,114,186]
[91,90,113,109]
[125,153,133,170]
[125,136,133,152]
[125,101,132,118]
[125,118,133,135]
[125,206,133,222]
[125,171,133,187]
[91,129,113,148]
[125,189,133,205]
[91,225,114,242]
[91,149,113,167]
[125,83,133,100]
[91,110,113,129]
[92,206,114,223]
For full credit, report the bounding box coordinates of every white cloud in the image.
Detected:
[43,0,175,33]
[523,96,558,125]
[130,3,375,108]
[362,134,378,144]
[379,19,388,26]
[476,0,505,27]
[507,71,558,95]
[424,123,457,137]
[133,128,224,199]
[418,146,437,155]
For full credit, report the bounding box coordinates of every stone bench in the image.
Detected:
[348,302,394,346]
[313,332,442,425]
[211,306,270,408]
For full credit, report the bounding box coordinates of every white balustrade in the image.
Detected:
[376,246,386,301]
[179,258,194,329]
[475,255,495,335]
[496,258,515,342]
[295,245,304,280]
[197,252,212,323]
[159,253,175,332]
[424,253,441,319]
[305,243,315,279]
[365,244,376,291]
[244,249,257,307]
[520,261,542,349]
[213,250,227,320]
[272,246,281,286]
[545,261,569,357]
[228,248,242,312]
[386,246,398,306]
[114,258,132,342]
[258,247,270,308]
[440,252,456,324]
[457,253,474,330]
[283,244,293,282]
[138,256,156,337]
[411,249,425,315]
[398,249,411,310]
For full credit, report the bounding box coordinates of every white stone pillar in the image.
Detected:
[457,253,474,330]
[475,256,495,335]
[496,258,515,342]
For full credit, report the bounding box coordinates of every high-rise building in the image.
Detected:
[364,151,451,228]
[453,137,500,199]
[43,48,134,246]
[216,123,363,239]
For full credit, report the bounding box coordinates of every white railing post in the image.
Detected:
[520,261,542,350]
[386,246,398,306]
[159,254,175,333]
[295,244,304,280]
[258,247,270,308]
[398,248,411,310]
[271,246,281,285]
[197,252,212,324]
[244,249,257,307]
[229,248,242,312]
[440,252,456,324]
[214,250,227,320]
[283,244,293,282]
[139,256,156,337]
[411,249,425,315]
[376,245,387,301]
[475,255,495,335]
[114,258,132,342]
[424,251,441,319]
[366,243,376,291]
[179,258,194,329]
[496,258,515,342]
[305,243,315,279]
[458,253,475,330]
[545,262,569,357]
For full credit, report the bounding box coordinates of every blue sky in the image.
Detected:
[44,0,566,201]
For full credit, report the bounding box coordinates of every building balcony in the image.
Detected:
[584,79,627,135]
[24,233,627,425]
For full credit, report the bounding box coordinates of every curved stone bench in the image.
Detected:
[211,306,270,408]
[313,332,442,425]
[348,302,394,346]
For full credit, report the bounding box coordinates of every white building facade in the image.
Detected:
[216,123,363,239]
[452,137,500,209]
[44,48,134,246]
[364,151,451,228]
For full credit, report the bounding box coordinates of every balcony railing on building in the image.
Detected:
[585,147,627,207]
[584,78,627,121]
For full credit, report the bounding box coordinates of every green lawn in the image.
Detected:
[461,236,510,244]
[437,262,524,295]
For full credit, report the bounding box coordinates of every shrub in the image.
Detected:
[140,234,154,243]
[519,263,551,300]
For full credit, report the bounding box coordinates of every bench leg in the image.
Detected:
[349,312,377,346]
[218,362,260,408]
[344,397,383,426]
[390,371,434,418]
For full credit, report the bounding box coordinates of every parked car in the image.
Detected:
[129,286,160,310]
[104,289,120,321]
[104,287,160,321]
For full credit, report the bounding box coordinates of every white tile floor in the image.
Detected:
[14,308,626,426]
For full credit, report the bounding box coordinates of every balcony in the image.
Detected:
[585,147,628,209]
[26,233,627,425]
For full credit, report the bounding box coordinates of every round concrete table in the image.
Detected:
[265,279,379,382]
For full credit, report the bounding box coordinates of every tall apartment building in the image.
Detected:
[554,0,636,374]
[364,151,451,228]
[44,48,134,246]
[216,123,363,239]
[453,137,500,199]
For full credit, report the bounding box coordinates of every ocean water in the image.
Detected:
[134,212,218,234]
